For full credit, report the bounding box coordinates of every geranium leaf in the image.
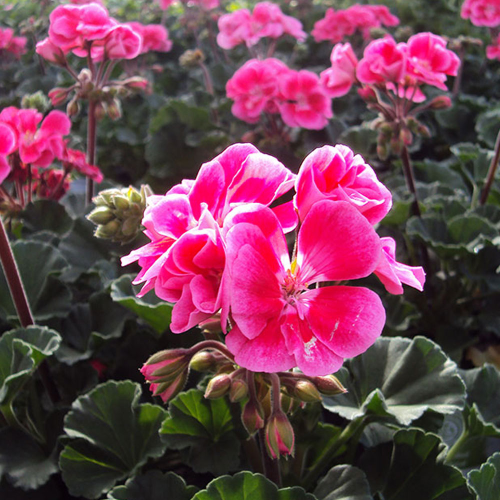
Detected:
[0,326,61,405]
[160,389,240,475]
[322,336,466,426]
[110,275,172,334]
[313,465,373,500]
[107,470,198,500]
[192,471,317,500]
[468,452,500,500]
[60,380,167,499]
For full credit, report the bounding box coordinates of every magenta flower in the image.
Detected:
[226,58,288,123]
[61,145,104,182]
[374,237,425,294]
[36,38,67,65]
[217,9,253,49]
[403,33,460,90]
[224,201,385,376]
[278,70,333,130]
[487,34,500,59]
[126,22,173,53]
[0,122,16,183]
[461,0,500,27]
[0,107,71,167]
[294,144,392,224]
[320,43,358,98]
[122,143,296,333]
[102,25,142,60]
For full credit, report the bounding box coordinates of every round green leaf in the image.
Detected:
[107,471,198,500]
[192,471,317,500]
[160,389,240,475]
[322,337,466,426]
[314,465,373,500]
[468,452,500,500]
[22,199,74,236]
[60,380,167,499]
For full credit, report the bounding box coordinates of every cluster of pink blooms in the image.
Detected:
[226,58,332,129]
[312,4,399,44]
[0,27,27,58]
[124,143,425,381]
[217,2,306,50]
[157,0,219,9]
[461,0,500,27]
[0,107,102,199]
[321,33,460,102]
[36,2,171,64]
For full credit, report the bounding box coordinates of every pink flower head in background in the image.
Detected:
[403,33,460,90]
[157,0,176,9]
[0,27,27,58]
[487,33,500,59]
[0,122,16,183]
[226,58,288,123]
[0,107,71,167]
[184,0,220,9]
[278,70,333,129]
[61,145,104,182]
[461,0,500,27]
[374,237,425,294]
[36,38,67,65]
[320,43,358,98]
[126,22,173,53]
[224,200,385,376]
[217,2,305,49]
[101,24,142,60]
[122,143,296,333]
[294,144,392,224]
[312,4,399,44]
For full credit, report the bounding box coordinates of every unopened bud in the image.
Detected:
[21,91,49,112]
[48,87,69,107]
[313,375,346,396]
[198,315,222,334]
[95,219,120,238]
[189,351,217,372]
[107,99,122,120]
[400,127,413,146]
[78,68,92,85]
[229,379,248,403]
[358,86,377,102]
[294,380,322,403]
[87,206,115,225]
[242,400,265,436]
[152,369,188,403]
[390,135,402,155]
[94,101,107,121]
[66,97,80,117]
[428,95,452,110]
[417,123,431,137]
[205,374,231,399]
[179,48,205,68]
[265,411,295,459]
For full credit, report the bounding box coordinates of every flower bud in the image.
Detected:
[417,123,431,138]
[294,380,322,403]
[179,48,205,68]
[107,99,122,120]
[21,91,49,112]
[87,206,115,225]
[66,97,80,117]
[428,95,452,110]
[204,374,232,399]
[265,411,295,459]
[313,375,346,396]
[151,369,188,403]
[95,219,121,238]
[94,101,107,121]
[48,87,69,107]
[189,351,217,372]
[241,400,265,436]
[229,378,248,403]
[400,127,413,146]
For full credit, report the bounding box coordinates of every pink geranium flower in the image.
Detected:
[224,201,385,376]
[0,27,27,58]
[217,9,253,49]
[61,145,103,182]
[0,107,71,167]
[294,144,392,224]
[278,70,333,129]
[487,33,500,59]
[226,58,289,123]
[0,122,16,183]
[122,144,296,332]
[356,36,407,85]
[403,33,460,90]
[126,22,173,53]
[320,43,358,98]
[374,237,425,294]
[461,0,500,27]
[102,25,142,60]
[36,38,67,65]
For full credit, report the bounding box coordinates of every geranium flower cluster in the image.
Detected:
[36,2,171,64]
[0,27,27,58]
[226,58,332,129]
[321,33,460,103]
[312,4,399,44]
[461,0,500,27]
[124,143,425,382]
[0,107,102,204]
[217,2,306,50]
[157,0,219,9]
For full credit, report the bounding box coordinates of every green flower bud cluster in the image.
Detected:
[87,185,152,244]
[21,91,50,113]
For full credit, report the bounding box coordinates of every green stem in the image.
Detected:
[0,402,23,429]
[445,428,469,464]
[302,416,368,490]
[480,126,500,205]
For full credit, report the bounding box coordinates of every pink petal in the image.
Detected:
[226,321,295,372]
[296,200,382,284]
[170,283,212,333]
[0,156,10,184]
[0,123,16,155]
[40,110,71,137]
[303,286,385,358]
[146,194,196,239]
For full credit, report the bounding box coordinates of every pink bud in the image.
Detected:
[265,410,295,459]
[242,400,265,436]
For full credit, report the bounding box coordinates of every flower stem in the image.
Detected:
[400,145,422,217]
[445,427,469,464]
[480,127,500,205]
[86,99,97,204]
